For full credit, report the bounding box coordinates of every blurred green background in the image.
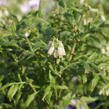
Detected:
[0,0,109,19]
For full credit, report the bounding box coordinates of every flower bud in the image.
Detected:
[4,10,9,16]
[24,31,31,38]
[90,8,98,13]
[101,48,105,54]
[101,15,106,22]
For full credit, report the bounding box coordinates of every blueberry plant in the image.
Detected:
[0,0,109,109]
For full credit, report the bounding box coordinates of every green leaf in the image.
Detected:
[24,92,38,108]
[7,84,19,101]
[90,75,99,92]
[0,83,12,91]
[76,101,81,109]
[0,75,4,82]
[81,96,98,104]
[0,106,3,109]
[49,73,55,85]
[61,93,72,106]
[56,85,68,90]
[42,86,51,101]
[80,100,89,109]
[14,91,22,105]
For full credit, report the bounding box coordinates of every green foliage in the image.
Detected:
[0,0,109,109]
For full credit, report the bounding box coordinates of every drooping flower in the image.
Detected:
[47,39,66,58]
[48,41,55,56]
[58,41,66,58]
[53,49,59,58]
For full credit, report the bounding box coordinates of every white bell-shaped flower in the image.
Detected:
[53,49,59,58]
[48,39,66,58]
[48,41,55,55]
[58,41,66,58]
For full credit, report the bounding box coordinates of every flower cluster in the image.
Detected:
[48,39,66,58]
